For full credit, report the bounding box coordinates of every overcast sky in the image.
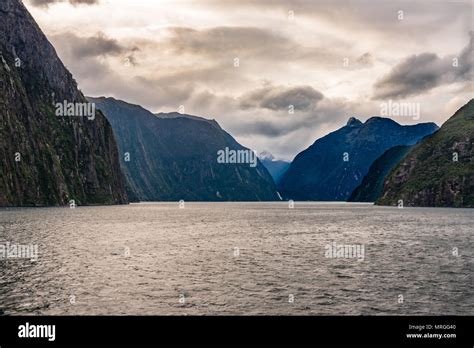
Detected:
[25,0,473,160]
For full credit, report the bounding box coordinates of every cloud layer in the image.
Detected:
[373,32,473,99]
[25,0,473,159]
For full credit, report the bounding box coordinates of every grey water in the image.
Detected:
[0,202,472,315]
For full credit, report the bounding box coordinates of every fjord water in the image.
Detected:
[0,203,472,315]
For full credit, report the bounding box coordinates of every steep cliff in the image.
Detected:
[348,145,412,202]
[0,0,127,206]
[377,100,474,207]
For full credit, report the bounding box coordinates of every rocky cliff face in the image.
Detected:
[278,117,438,201]
[90,97,280,201]
[377,100,474,207]
[0,0,127,206]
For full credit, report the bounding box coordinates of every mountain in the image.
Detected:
[0,0,127,206]
[258,151,291,184]
[258,151,276,161]
[377,100,474,207]
[348,145,412,202]
[90,97,280,201]
[278,117,438,201]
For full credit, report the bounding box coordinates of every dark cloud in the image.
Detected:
[51,32,136,59]
[229,92,357,138]
[373,33,473,99]
[29,0,99,7]
[456,32,474,81]
[372,53,445,99]
[239,85,324,112]
[355,52,374,68]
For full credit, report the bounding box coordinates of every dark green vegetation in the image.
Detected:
[0,0,127,206]
[279,117,438,201]
[348,145,412,202]
[90,97,280,201]
[377,100,474,207]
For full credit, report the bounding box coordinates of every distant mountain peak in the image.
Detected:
[346,117,362,126]
[259,151,291,184]
[258,151,276,161]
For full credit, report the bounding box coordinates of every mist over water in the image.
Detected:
[0,203,472,315]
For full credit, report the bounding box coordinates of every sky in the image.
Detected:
[25,0,473,160]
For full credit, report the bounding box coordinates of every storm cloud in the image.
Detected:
[373,33,473,99]
[239,85,324,112]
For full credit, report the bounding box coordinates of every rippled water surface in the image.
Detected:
[0,203,472,315]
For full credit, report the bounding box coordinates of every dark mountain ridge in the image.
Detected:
[90,97,280,201]
[278,116,438,201]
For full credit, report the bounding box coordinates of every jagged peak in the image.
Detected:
[346,117,362,126]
